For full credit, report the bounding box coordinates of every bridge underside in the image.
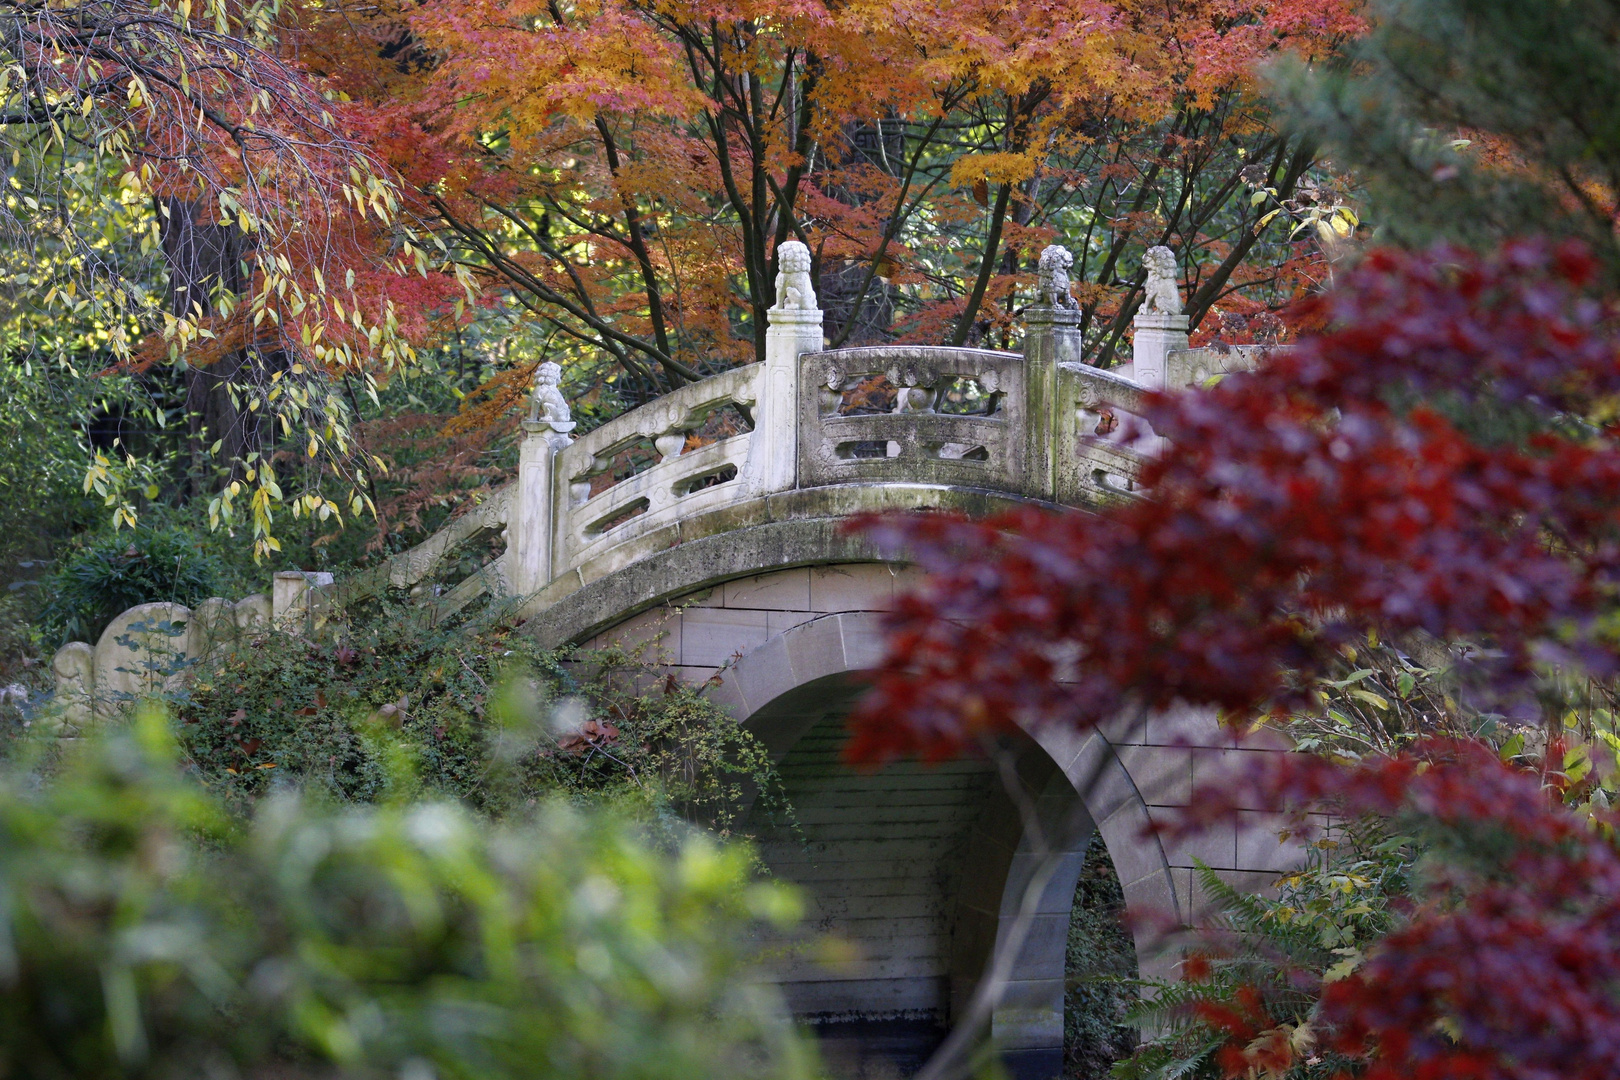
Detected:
[531,536,1297,1079]
[746,690,1087,1080]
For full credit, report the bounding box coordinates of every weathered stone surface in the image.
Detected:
[797,345,1029,493]
[188,597,238,658]
[50,641,94,729]
[272,571,333,632]
[234,593,271,629]
[93,602,193,711]
[1165,344,1264,391]
[519,518,882,649]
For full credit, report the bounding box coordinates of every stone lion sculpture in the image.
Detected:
[1140,245,1183,316]
[528,360,574,428]
[1037,244,1077,309]
[774,240,817,310]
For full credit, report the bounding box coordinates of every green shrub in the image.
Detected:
[1112,822,1413,1080]
[174,608,792,834]
[0,349,108,572]
[35,525,238,647]
[0,708,815,1080]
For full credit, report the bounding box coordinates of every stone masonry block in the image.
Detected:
[1192,746,1288,810]
[995,912,1070,980]
[723,568,811,611]
[888,564,929,596]
[1122,864,1180,931]
[1234,810,1306,875]
[1026,723,1093,786]
[727,634,798,718]
[1098,709,1149,747]
[1097,799,1168,890]
[1169,865,1194,925]
[766,609,816,635]
[1161,818,1237,872]
[992,978,1064,1049]
[1000,851,1091,917]
[594,607,681,664]
[783,614,853,685]
[837,611,890,671]
[1148,703,1234,748]
[1114,743,1193,807]
[1067,736,1133,823]
[809,563,895,613]
[703,673,748,721]
[679,607,768,667]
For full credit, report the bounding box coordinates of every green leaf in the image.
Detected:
[1348,688,1390,711]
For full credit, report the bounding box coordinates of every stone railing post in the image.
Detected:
[1129,245,1189,391]
[743,240,823,496]
[510,360,576,597]
[1022,245,1085,501]
[273,571,334,633]
[1130,313,1188,391]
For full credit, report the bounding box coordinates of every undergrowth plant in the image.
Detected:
[0,706,815,1080]
[35,524,243,648]
[173,605,793,835]
[1113,822,1414,1080]
[1064,834,1140,1079]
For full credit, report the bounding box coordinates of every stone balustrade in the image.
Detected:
[48,241,1264,721]
[552,363,762,581]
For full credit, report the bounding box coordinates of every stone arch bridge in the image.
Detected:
[54,255,1285,1079]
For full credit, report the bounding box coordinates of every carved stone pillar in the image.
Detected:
[510,361,576,597]
[510,420,573,596]
[744,241,824,497]
[1021,304,1082,502]
[1130,312,1189,392]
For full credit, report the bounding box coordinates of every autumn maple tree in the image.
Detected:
[845,237,1620,1077]
[296,0,1361,418]
[0,0,1372,557]
[0,0,467,556]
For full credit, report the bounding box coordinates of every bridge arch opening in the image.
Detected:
[577,560,1289,1078]
[696,606,1172,1079]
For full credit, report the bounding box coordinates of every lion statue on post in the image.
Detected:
[774,240,817,310]
[1140,245,1183,316]
[1037,244,1077,310]
[528,360,574,430]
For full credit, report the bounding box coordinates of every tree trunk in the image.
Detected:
[157,197,264,492]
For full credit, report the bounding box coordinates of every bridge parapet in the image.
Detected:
[49,242,1271,716]
[298,244,1261,629]
[553,363,762,580]
[797,345,1029,493]
[498,255,1173,620]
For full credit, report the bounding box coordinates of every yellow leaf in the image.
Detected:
[949,151,1036,188]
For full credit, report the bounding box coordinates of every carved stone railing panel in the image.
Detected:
[797,346,1026,493]
[1164,345,1272,391]
[562,433,754,567]
[555,364,761,567]
[331,484,512,608]
[1055,363,1153,503]
[417,553,512,626]
[557,366,758,492]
